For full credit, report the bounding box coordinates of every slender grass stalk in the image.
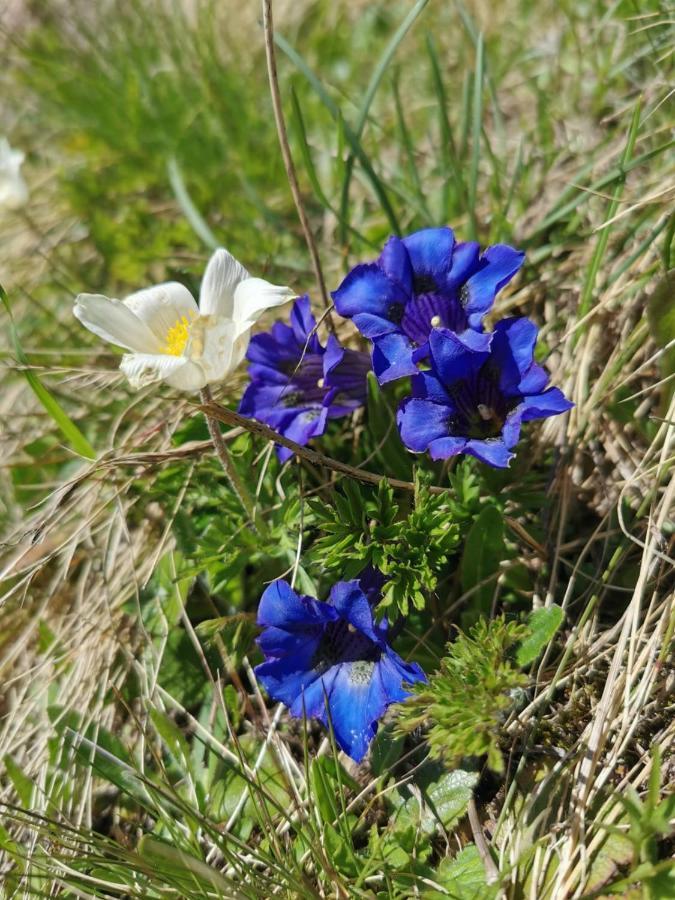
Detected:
[199,387,268,537]
[261,0,332,324]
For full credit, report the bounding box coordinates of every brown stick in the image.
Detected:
[467,796,500,885]
[261,0,333,326]
[200,399,451,495]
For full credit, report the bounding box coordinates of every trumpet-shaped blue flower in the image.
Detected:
[254,579,425,761]
[397,319,573,468]
[239,296,370,462]
[332,227,524,384]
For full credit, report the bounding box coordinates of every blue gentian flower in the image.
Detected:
[239,295,371,462]
[254,579,426,762]
[331,226,524,384]
[397,319,573,468]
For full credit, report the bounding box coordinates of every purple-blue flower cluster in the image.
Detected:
[333,226,572,467]
[239,295,370,461]
[254,578,425,761]
[332,227,524,384]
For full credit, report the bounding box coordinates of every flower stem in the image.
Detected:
[199,387,268,537]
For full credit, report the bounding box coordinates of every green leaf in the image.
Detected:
[431,844,496,899]
[50,715,150,808]
[460,506,505,624]
[3,756,35,808]
[195,613,257,669]
[157,630,213,707]
[1,283,96,460]
[583,829,634,894]
[138,836,241,896]
[167,156,219,250]
[370,726,405,778]
[395,769,478,834]
[516,605,565,667]
[149,710,192,767]
[426,36,461,222]
[397,617,527,771]
[310,757,359,827]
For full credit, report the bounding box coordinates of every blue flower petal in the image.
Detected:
[324,661,388,762]
[402,227,455,284]
[379,235,413,294]
[427,435,468,460]
[322,334,345,380]
[255,578,427,763]
[357,565,388,607]
[246,332,298,384]
[289,666,339,720]
[290,294,320,351]
[328,581,386,647]
[518,363,550,395]
[410,370,451,403]
[332,263,407,331]
[278,407,329,451]
[502,408,524,449]
[255,646,322,711]
[397,398,451,452]
[323,339,371,405]
[371,333,418,384]
[464,245,524,324]
[239,382,290,419]
[493,317,538,378]
[465,438,514,468]
[379,650,426,702]
[446,241,481,290]
[257,625,321,661]
[428,327,492,387]
[351,311,399,339]
[520,387,573,421]
[257,580,336,629]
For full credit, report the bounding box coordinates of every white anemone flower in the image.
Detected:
[73,248,295,392]
[0,138,29,210]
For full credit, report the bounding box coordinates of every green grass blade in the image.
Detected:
[1,284,96,461]
[532,139,674,237]
[275,32,400,235]
[338,0,430,241]
[455,0,505,140]
[290,87,375,248]
[468,32,484,240]
[577,99,642,327]
[426,35,467,224]
[167,157,220,251]
[392,72,433,224]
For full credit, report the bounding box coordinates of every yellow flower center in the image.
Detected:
[163,315,193,356]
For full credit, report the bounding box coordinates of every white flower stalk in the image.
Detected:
[73,248,295,391]
[0,138,29,210]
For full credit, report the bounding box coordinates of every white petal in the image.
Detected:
[194,317,240,384]
[120,353,207,391]
[231,328,251,370]
[233,277,295,325]
[74,294,160,352]
[123,282,198,341]
[198,248,249,318]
